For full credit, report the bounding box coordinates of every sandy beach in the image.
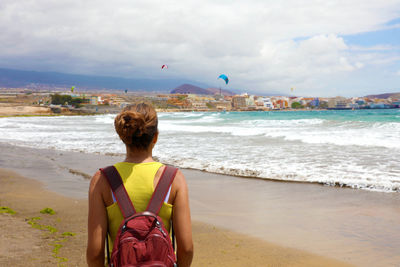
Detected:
[0,169,352,267]
[0,143,399,266]
[0,104,52,116]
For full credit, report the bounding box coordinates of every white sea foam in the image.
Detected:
[94,114,116,124]
[238,118,325,127]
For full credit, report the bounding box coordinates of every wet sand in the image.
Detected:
[0,143,399,266]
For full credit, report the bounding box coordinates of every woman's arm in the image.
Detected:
[87,171,108,267]
[172,170,194,267]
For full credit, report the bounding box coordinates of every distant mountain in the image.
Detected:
[0,67,292,96]
[205,87,235,96]
[171,84,236,95]
[171,84,210,94]
[0,67,209,92]
[365,92,400,99]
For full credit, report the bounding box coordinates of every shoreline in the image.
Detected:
[0,103,366,117]
[0,143,399,266]
[0,168,352,267]
[0,139,397,194]
[180,166,399,193]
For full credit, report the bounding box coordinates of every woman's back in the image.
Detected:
[106,161,173,244]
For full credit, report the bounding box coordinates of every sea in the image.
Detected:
[1,109,399,193]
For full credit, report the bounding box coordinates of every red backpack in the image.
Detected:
[100,165,178,267]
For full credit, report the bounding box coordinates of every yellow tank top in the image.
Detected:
[106,161,173,246]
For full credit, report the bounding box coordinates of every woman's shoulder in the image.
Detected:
[89,169,108,195]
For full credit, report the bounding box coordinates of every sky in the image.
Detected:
[0,0,399,97]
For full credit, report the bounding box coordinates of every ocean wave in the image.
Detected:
[262,123,400,148]
[1,112,400,193]
[158,112,206,119]
[155,155,400,193]
[238,118,326,127]
[159,118,400,148]
[161,113,224,124]
[159,123,268,136]
[94,114,116,124]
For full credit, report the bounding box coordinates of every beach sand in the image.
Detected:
[0,169,352,267]
[1,144,399,266]
[0,105,52,116]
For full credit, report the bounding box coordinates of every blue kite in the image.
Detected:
[218,74,229,85]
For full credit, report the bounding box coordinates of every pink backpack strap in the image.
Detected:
[100,166,136,218]
[146,166,178,215]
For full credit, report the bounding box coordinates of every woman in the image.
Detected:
[87,103,193,266]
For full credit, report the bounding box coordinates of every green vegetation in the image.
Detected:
[206,102,215,109]
[51,242,68,264]
[25,210,75,266]
[52,243,63,254]
[50,94,84,108]
[45,225,58,233]
[62,232,76,237]
[27,216,58,233]
[40,207,56,215]
[0,206,16,214]
[177,95,186,101]
[27,216,42,229]
[291,102,304,109]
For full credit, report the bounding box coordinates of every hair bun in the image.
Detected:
[114,103,158,149]
[115,111,146,144]
[123,112,146,137]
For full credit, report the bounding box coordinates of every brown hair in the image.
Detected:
[114,103,158,150]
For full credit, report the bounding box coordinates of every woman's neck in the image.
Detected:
[124,147,154,163]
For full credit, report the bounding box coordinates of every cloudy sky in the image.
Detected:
[0,0,399,96]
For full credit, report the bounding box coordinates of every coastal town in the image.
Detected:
[1,85,399,115]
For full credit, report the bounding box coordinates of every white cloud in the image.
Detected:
[0,0,399,96]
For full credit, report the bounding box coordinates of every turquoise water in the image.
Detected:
[173,109,400,123]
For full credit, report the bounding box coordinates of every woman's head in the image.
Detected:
[114,103,158,150]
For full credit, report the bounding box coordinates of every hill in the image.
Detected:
[0,67,209,92]
[365,92,400,99]
[205,87,235,96]
[171,84,210,95]
[171,84,236,95]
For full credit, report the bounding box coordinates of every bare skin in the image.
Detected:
[87,133,193,266]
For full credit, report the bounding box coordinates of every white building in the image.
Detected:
[245,95,256,108]
[257,97,274,109]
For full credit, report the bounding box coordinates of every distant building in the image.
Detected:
[328,97,348,109]
[355,99,365,106]
[309,98,320,107]
[191,101,208,109]
[245,95,256,109]
[257,97,274,109]
[370,103,386,109]
[275,99,289,109]
[213,101,232,111]
[336,100,348,109]
[299,99,308,106]
[89,96,98,105]
[109,96,125,106]
[232,96,247,109]
[349,103,359,109]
